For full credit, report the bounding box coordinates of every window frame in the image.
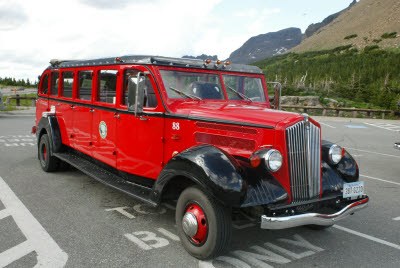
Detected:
[93,67,119,108]
[60,70,75,100]
[39,72,50,96]
[50,71,60,97]
[75,69,95,104]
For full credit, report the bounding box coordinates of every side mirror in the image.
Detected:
[266,82,281,110]
[127,72,146,116]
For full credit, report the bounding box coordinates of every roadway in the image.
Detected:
[0,112,399,268]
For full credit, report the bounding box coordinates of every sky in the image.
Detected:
[0,0,356,81]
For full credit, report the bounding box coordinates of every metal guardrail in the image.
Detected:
[280,105,399,119]
[5,95,37,107]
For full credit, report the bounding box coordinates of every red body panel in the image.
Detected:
[36,62,315,205]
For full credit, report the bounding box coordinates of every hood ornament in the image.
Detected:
[301,113,310,129]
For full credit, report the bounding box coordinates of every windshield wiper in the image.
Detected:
[227,86,252,102]
[170,87,202,101]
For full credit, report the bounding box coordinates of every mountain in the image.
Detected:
[304,0,357,39]
[182,54,218,61]
[227,27,302,64]
[292,0,400,52]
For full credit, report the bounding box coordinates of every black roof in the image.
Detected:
[47,55,263,74]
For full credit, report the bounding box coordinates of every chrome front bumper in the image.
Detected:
[395,142,400,150]
[261,196,369,229]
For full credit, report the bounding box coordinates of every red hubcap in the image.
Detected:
[185,204,207,244]
[43,144,47,161]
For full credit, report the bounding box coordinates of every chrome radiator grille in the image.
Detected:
[286,119,321,203]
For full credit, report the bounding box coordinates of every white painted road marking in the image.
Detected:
[364,122,400,132]
[393,217,400,221]
[346,148,400,159]
[199,234,324,268]
[0,176,68,267]
[318,122,336,128]
[334,225,400,251]
[360,174,400,186]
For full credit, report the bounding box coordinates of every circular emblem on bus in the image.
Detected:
[99,121,107,139]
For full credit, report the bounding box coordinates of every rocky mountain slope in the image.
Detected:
[226,27,302,64]
[304,0,357,38]
[292,0,400,52]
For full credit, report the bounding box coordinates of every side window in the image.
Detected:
[77,71,93,100]
[61,71,74,98]
[50,72,59,96]
[40,74,49,95]
[124,70,158,108]
[98,70,117,104]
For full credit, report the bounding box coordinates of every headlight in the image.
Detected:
[265,149,283,172]
[329,144,343,164]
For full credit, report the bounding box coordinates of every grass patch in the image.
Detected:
[2,93,37,107]
[381,32,397,39]
[344,34,358,40]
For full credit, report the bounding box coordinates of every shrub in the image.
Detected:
[373,38,382,43]
[344,34,358,40]
[364,45,379,52]
[381,32,397,39]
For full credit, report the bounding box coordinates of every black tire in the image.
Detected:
[306,224,333,230]
[38,134,60,172]
[176,186,232,260]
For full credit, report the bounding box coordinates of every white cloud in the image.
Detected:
[0,0,224,80]
[262,8,280,15]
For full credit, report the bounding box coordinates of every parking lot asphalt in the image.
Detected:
[0,112,399,268]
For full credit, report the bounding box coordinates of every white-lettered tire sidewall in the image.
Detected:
[176,186,231,259]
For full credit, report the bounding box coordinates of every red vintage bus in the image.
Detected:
[34,56,368,259]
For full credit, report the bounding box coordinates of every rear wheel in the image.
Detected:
[176,186,232,260]
[39,134,60,172]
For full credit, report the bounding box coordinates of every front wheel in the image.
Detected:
[176,186,232,260]
[38,134,60,172]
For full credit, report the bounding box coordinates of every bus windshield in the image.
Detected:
[159,69,266,102]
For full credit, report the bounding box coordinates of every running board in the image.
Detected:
[53,152,157,207]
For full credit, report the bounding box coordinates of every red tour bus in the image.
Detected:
[34,56,368,259]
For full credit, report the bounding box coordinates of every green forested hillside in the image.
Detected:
[253,46,400,109]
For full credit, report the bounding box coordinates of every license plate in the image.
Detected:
[343,181,364,198]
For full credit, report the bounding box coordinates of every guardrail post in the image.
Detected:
[31,99,36,107]
[367,111,371,118]
[16,95,20,106]
[6,97,11,106]
[303,108,308,114]
[335,109,340,117]
[352,111,358,118]
[322,108,326,116]
[382,113,385,120]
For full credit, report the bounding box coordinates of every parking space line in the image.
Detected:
[0,241,35,268]
[0,176,68,267]
[360,174,400,186]
[334,225,400,250]
[318,122,336,128]
[364,122,400,132]
[0,209,10,220]
[346,148,400,159]
[393,217,400,221]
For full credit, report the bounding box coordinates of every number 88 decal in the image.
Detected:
[172,122,180,130]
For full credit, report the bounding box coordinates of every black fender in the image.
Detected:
[153,145,245,207]
[152,144,289,207]
[321,140,359,195]
[36,115,63,156]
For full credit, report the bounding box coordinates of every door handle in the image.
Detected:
[70,105,75,109]
[90,109,95,113]
[114,113,120,119]
[139,116,148,121]
[55,103,60,106]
